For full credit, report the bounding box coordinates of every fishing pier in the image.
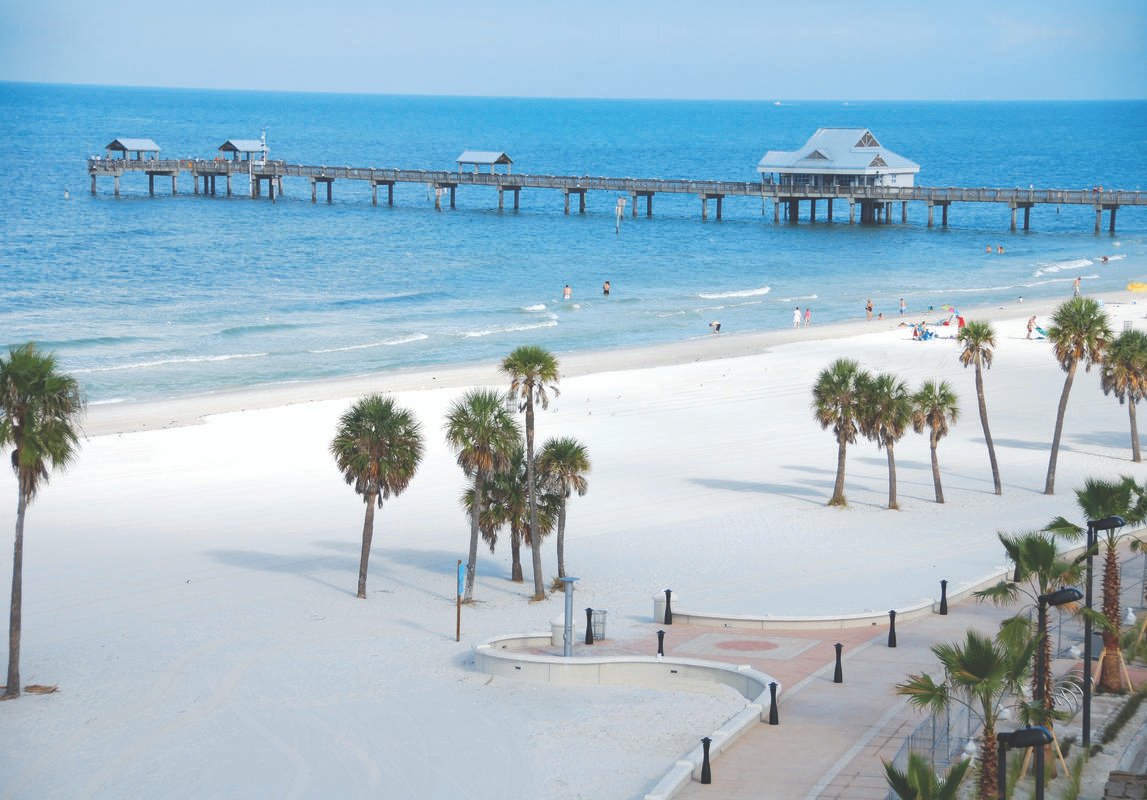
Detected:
[87,138,1144,233]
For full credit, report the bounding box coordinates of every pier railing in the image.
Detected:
[86,158,1143,207]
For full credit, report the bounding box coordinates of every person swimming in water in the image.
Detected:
[603,280,611,295]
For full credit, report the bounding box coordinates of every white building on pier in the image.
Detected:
[757,128,919,189]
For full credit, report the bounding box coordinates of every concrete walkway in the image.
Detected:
[659,599,1007,799]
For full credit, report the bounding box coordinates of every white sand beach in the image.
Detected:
[2,292,1146,798]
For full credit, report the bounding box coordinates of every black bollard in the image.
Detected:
[585,608,594,645]
[939,579,949,615]
[700,736,712,784]
[664,588,673,625]
[657,629,665,657]
[768,681,779,725]
[888,609,897,648]
[833,642,843,683]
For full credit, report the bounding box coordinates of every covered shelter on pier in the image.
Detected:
[756,128,918,189]
[105,138,160,161]
[456,151,513,174]
[218,138,268,163]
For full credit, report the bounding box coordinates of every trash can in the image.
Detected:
[590,609,607,642]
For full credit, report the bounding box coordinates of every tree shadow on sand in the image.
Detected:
[690,476,825,506]
[207,548,356,596]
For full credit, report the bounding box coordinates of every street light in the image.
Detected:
[997,727,1053,800]
[1083,515,1125,748]
[1035,587,1082,799]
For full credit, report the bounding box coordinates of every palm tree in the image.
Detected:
[897,629,1034,800]
[859,371,913,510]
[957,321,1001,495]
[330,394,424,599]
[501,345,560,600]
[883,752,970,800]
[444,389,521,602]
[536,436,590,580]
[975,531,1081,714]
[1100,329,1147,462]
[811,358,866,506]
[0,344,84,700]
[912,379,960,504]
[1044,297,1112,494]
[1046,476,1146,692]
[468,445,559,583]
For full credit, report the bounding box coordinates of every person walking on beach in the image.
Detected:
[899,297,906,315]
[865,299,873,321]
[1026,315,1036,339]
[1073,276,1081,297]
[563,284,572,300]
[793,306,802,328]
[804,307,811,327]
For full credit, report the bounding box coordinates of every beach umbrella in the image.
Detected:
[1127,281,1147,292]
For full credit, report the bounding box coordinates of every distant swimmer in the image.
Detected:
[997,245,1005,254]
[1101,256,1109,264]
[793,306,802,328]
[602,280,611,295]
[709,321,721,333]
[563,284,572,300]
[986,245,992,253]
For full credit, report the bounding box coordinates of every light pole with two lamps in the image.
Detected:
[997,726,1053,800]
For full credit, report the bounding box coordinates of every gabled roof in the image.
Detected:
[456,150,513,166]
[219,139,266,153]
[757,128,918,174]
[106,138,161,153]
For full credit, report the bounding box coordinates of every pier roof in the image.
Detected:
[457,151,512,167]
[220,139,266,154]
[757,128,918,176]
[106,138,160,153]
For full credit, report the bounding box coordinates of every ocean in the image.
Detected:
[1,83,1145,403]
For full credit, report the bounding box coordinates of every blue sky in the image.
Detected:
[1,0,1144,100]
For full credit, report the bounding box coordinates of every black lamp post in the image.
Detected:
[1083,515,1125,749]
[997,726,1053,800]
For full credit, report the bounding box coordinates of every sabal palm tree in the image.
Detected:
[1044,297,1112,494]
[469,445,559,583]
[536,436,590,580]
[1046,476,1146,692]
[330,394,424,599]
[0,343,84,700]
[1100,329,1147,462]
[811,358,866,506]
[883,752,970,800]
[859,371,913,510]
[445,389,521,602]
[958,321,1001,495]
[975,531,1081,711]
[912,379,960,504]
[501,345,560,600]
[897,629,1034,800]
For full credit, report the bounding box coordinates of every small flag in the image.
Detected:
[457,561,465,598]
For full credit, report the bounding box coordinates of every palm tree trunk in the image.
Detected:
[1045,362,1078,495]
[524,397,544,599]
[1099,543,1123,692]
[886,443,898,510]
[5,486,27,699]
[829,436,847,506]
[357,491,377,599]
[1129,399,1141,463]
[977,723,997,800]
[465,473,483,602]
[929,433,944,504]
[556,499,567,579]
[974,363,1002,495]
[510,527,523,582]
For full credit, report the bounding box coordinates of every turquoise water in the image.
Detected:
[1,83,1145,402]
